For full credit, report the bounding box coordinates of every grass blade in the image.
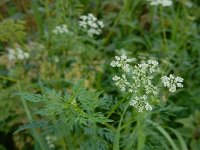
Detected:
[169,127,188,150]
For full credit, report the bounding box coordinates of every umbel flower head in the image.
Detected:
[7,47,29,60]
[147,0,173,7]
[79,13,104,37]
[52,24,69,35]
[161,74,184,92]
[129,95,152,112]
[112,74,129,92]
[111,54,159,95]
[110,53,183,112]
[110,53,132,72]
[110,53,159,112]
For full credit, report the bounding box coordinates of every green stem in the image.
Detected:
[150,6,157,32]
[149,121,179,150]
[103,0,127,45]
[60,137,67,150]
[44,0,50,19]
[107,94,129,118]
[137,113,146,150]
[17,83,33,122]
[0,75,18,82]
[171,6,179,42]
[159,6,168,51]
[31,0,43,35]
[0,76,46,150]
[17,82,46,150]
[113,102,129,150]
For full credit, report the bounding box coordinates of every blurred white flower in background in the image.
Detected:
[52,24,69,34]
[79,13,104,37]
[45,135,57,149]
[183,1,193,8]
[161,74,184,92]
[147,0,173,7]
[53,56,59,63]
[7,47,29,61]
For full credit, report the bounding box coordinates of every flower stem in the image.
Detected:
[159,6,168,51]
[0,76,47,150]
[113,102,129,150]
[137,112,146,150]
[17,82,46,150]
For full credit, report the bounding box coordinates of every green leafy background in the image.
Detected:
[0,0,200,150]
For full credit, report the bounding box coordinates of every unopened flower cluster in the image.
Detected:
[45,135,57,149]
[79,13,104,37]
[111,53,184,112]
[147,0,172,7]
[52,24,69,35]
[7,47,29,60]
[161,74,183,92]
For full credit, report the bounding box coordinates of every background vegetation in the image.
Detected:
[0,0,200,150]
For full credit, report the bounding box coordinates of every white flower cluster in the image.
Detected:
[79,13,104,37]
[112,74,129,92]
[110,54,132,72]
[130,60,159,95]
[161,74,184,92]
[184,1,193,8]
[111,54,158,95]
[52,24,68,34]
[147,0,173,7]
[7,47,29,60]
[45,135,57,149]
[111,54,159,112]
[111,53,184,112]
[129,95,152,112]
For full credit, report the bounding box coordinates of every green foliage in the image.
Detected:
[0,84,23,133]
[175,111,200,150]
[0,0,200,149]
[0,19,26,43]
[16,80,113,149]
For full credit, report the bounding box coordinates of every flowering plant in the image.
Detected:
[79,13,104,37]
[7,47,29,61]
[111,53,183,112]
[52,24,69,35]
